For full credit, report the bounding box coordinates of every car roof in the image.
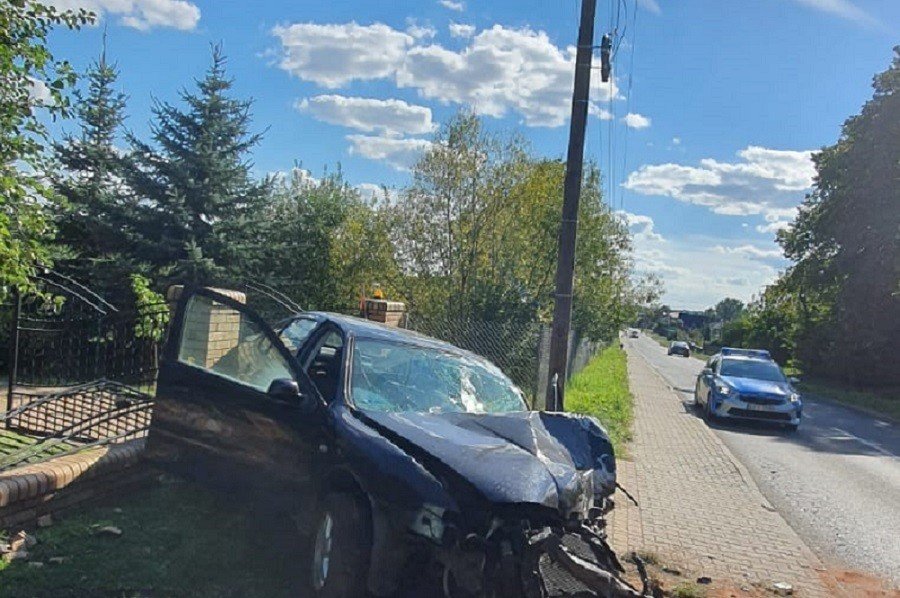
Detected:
[306,311,476,355]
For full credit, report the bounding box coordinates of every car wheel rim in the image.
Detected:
[312,511,334,590]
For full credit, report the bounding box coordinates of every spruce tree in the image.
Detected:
[125,44,270,286]
[53,48,138,301]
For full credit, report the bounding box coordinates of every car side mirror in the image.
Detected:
[268,378,319,414]
[268,378,301,400]
[702,368,713,376]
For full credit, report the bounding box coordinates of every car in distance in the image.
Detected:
[628,328,639,338]
[667,341,690,357]
[148,287,633,597]
[694,347,802,431]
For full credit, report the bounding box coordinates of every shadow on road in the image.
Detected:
[680,398,894,457]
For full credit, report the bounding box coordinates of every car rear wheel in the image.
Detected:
[310,492,371,598]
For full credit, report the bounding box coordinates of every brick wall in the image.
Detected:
[0,440,149,530]
[167,287,247,369]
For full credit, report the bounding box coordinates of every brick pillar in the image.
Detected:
[166,286,247,368]
[362,299,406,327]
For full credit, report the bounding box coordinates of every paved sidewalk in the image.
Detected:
[608,345,832,596]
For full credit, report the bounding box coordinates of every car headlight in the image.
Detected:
[716,384,731,395]
[410,504,446,542]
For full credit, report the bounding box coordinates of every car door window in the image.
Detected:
[278,317,319,354]
[177,294,293,392]
[305,330,344,402]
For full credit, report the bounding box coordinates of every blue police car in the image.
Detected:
[694,348,802,431]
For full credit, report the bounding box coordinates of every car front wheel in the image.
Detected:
[704,395,716,422]
[310,492,371,598]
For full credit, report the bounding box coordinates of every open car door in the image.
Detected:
[147,287,321,511]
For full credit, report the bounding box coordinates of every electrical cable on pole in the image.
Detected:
[545,0,602,411]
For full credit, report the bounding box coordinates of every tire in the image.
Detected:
[785,423,799,433]
[704,394,716,423]
[310,492,372,598]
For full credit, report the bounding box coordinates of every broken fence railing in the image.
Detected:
[0,380,153,472]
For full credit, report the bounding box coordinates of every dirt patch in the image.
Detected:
[821,568,900,597]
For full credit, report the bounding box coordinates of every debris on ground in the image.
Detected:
[7,530,37,552]
[48,556,70,565]
[27,561,44,568]
[662,566,682,576]
[696,576,712,585]
[772,581,794,595]
[95,525,123,537]
[36,514,53,528]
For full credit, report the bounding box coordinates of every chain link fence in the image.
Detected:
[404,314,603,408]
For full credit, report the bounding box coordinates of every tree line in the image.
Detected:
[716,48,899,388]
[2,4,654,347]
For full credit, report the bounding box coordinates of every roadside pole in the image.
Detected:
[6,287,21,419]
[545,0,597,411]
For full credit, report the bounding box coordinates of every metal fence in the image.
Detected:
[0,380,153,470]
[0,274,599,452]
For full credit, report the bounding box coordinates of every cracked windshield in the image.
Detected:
[1,0,897,597]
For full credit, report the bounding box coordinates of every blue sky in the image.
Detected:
[46,0,900,309]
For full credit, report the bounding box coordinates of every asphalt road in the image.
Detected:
[626,334,900,584]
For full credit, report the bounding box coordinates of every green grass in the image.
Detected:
[566,346,634,456]
[0,478,305,597]
[798,378,900,422]
[671,582,706,598]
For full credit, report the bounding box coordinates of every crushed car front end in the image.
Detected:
[334,404,644,597]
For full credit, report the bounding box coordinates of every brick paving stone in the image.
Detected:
[608,346,836,597]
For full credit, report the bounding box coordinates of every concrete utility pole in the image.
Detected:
[545,0,597,412]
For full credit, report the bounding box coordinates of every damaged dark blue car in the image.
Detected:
[148,288,646,597]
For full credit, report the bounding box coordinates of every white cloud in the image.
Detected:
[397,25,620,127]
[713,244,784,260]
[406,19,436,40]
[269,167,319,188]
[619,211,663,242]
[49,0,200,30]
[272,22,620,128]
[438,0,465,11]
[272,22,414,88]
[449,22,476,38]
[626,221,784,309]
[590,105,614,120]
[790,0,877,26]
[624,146,814,226]
[27,78,53,105]
[636,0,662,15]
[622,112,651,129]
[755,206,798,233]
[357,183,398,205]
[297,95,435,137]
[346,135,432,171]
[671,137,681,145]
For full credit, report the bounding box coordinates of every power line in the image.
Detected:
[620,0,638,212]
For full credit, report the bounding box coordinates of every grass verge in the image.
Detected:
[565,345,634,456]
[0,478,305,597]
[798,378,900,422]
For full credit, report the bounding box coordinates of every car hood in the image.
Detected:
[361,410,616,517]
[720,376,789,396]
